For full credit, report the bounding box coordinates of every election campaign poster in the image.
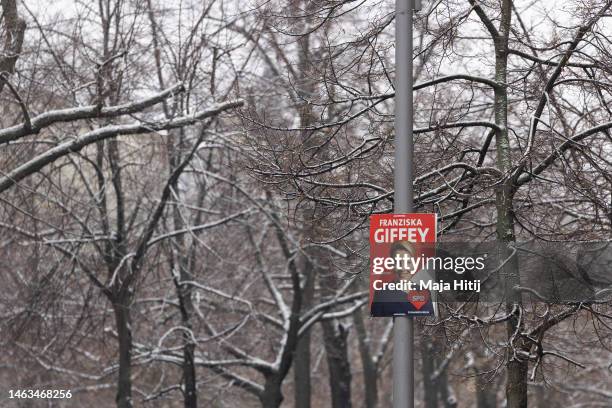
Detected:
[370,213,437,317]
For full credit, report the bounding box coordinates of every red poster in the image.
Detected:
[369,213,437,317]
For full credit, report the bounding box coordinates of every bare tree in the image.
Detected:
[3,0,612,407]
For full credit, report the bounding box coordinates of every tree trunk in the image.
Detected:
[0,0,26,94]
[292,0,316,402]
[259,214,305,408]
[476,381,497,408]
[182,338,197,408]
[175,205,198,408]
[437,369,457,408]
[424,332,456,408]
[261,375,284,408]
[353,308,378,408]
[505,353,528,408]
[294,260,315,408]
[113,297,133,408]
[474,349,497,408]
[322,320,352,408]
[177,271,197,408]
[294,332,311,408]
[491,1,527,406]
[168,127,199,408]
[422,341,438,408]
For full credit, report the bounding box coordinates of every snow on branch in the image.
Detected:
[0,99,244,194]
[0,83,185,144]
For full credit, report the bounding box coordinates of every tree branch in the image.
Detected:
[0,99,244,194]
[0,83,185,144]
[467,0,499,39]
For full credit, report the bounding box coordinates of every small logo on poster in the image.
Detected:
[407,291,429,310]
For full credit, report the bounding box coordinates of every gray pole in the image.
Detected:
[393,0,415,407]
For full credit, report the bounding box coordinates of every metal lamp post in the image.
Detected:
[393,0,420,407]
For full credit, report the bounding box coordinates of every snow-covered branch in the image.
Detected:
[0,99,244,194]
[0,83,185,144]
